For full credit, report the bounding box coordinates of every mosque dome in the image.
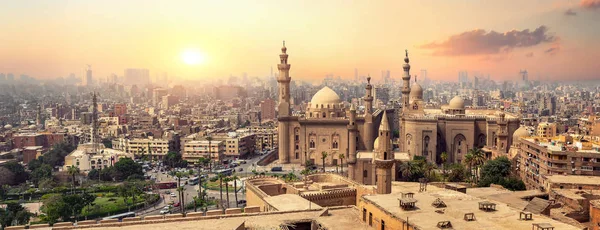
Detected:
[3,124,12,129]
[513,126,530,143]
[409,83,423,100]
[310,86,341,105]
[448,96,465,110]
[374,137,380,149]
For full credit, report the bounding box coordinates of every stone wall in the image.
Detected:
[591,200,600,230]
[358,196,417,230]
[300,189,357,207]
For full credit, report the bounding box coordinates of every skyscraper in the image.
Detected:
[124,68,150,85]
[86,65,93,86]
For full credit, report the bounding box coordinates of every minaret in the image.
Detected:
[375,111,393,194]
[401,50,411,112]
[347,104,358,180]
[363,77,375,151]
[35,105,42,127]
[277,41,292,164]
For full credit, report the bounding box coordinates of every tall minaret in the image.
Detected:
[35,105,42,127]
[363,77,375,151]
[347,104,358,180]
[375,110,393,194]
[277,41,291,164]
[401,50,411,112]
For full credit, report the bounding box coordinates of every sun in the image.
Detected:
[180,49,206,65]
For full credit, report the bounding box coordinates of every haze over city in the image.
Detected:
[1,0,600,82]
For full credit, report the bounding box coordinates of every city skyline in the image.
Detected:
[1,0,599,82]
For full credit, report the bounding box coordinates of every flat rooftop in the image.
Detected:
[545,175,600,185]
[74,207,367,230]
[362,182,578,230]
[467,187,547,210]
[264,194,322,211]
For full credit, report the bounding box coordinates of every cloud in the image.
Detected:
[420,26,557,56]
[580,0,600,9]
[564,9,577,16]
[525,52,534,57]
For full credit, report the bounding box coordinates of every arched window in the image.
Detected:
[384,152,388,160]
[322,112,326,118]
[310,139,316,149]
[423,136,430,156]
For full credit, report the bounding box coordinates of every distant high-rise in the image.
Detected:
[260,98,276,121]
[85,65,93,86]
[124,68,150,85]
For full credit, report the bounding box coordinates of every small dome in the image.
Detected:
[410,83,423,100]
[310,86,341,105]
[374,137,380,149]
[3,124,12,129]
[513,126,530,143]
[29,125,37,129]
[448,96,465,109]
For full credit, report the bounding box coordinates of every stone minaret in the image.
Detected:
[277,41,291,164]
[363,77,374,151]
[375,111,393,194]
[401,50,411,113]
[347,104,358,180]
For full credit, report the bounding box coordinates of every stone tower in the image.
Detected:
[35,104,42,127]
[363,76,374,151]
[347,104,358,180]
[277,41,292,163]
[401,50,411,113]
[375,111,393,194]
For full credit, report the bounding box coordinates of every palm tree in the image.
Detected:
[67,166,80,193]
[424,161,437,179]
[197,157,209,204]
[469,148,486,183]
[175,172,184,213]
[176,185,186,214]
[464,153,475,184]
[223,176,231,209]
[400,161,423,182]
[338,153,345,176]
[218,173,224,210]
[321,151,328,173]
[231,174,240,207]
[440,152,448,182]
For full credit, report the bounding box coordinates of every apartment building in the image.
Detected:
[112,137,170,160]
[182,139,225,161]
[514,134,600,191]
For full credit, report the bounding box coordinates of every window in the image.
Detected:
[363,208,366,221]
[295,152,299,159]
[369,213,373,226]
[295,144,299,150]
[322,112,326,118]
[363,170,367,177]
[381,220,385,230]
[310,140,315,149]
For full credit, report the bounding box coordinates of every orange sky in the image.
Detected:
[0,0,599,82]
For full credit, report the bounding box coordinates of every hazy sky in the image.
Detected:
[1,0,599,82]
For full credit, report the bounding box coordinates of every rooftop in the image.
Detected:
[544,175,600,185]
[264,194,322,211]
[362,182,578,230]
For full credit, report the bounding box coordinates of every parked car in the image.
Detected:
[271,167,283,172]
[238,168,243,172]
[160,209,170,214]
[170,193,177,197]
[174,202,181,207]
[237,200,247,205]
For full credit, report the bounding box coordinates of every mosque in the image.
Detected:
[275,43,520,185]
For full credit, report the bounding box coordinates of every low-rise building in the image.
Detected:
[182,139,224,161]
[112,137,170,160]
[64,143,132,172]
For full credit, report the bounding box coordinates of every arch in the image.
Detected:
[422,136,430,157]
[453,134,467,163]
[477,134,486,148]
[436,133,447,165]
[322,112,326,118]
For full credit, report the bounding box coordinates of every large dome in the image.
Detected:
[448,96,465,109]
[513,126,530,143]
[410,83,423,100]
[310,86,341,105]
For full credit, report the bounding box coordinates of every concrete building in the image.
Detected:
[114,103,127,116]
[513,132,600,191]
[64,143,132,172]
[259,98,276,121]
[112,137,171,161]
[182,139,224,161]
[537,122,557,138]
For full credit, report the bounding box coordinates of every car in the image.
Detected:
[173,202,181,207]
[238,168,243,172]
[168,200,175,205]
[164,191,171,194]
[170,193,177,197]
[271,167,283,172]
[160,209,170,214]
[237,200,247,205]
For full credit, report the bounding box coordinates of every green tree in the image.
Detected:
[41,194,66,224]
[67,166,80,192]
[338,153,345,175]
[231,174,240,207]
[27,158,43,171]
[0,167,15,187]
[31,164,53,186]
[38,178,57,191]
[0,185,9,200]
[469,148,486,183]
[42,143,76,167]
[1,162,28,185]
[440,152,448,182]
[321,151,328,172]
[87,169,100,181]
[113,158,143,181]
[217,173,224,210]
[463,153,475,183]
[447,163,467,182]
[163,152,187,168]
[0,203,32,228]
